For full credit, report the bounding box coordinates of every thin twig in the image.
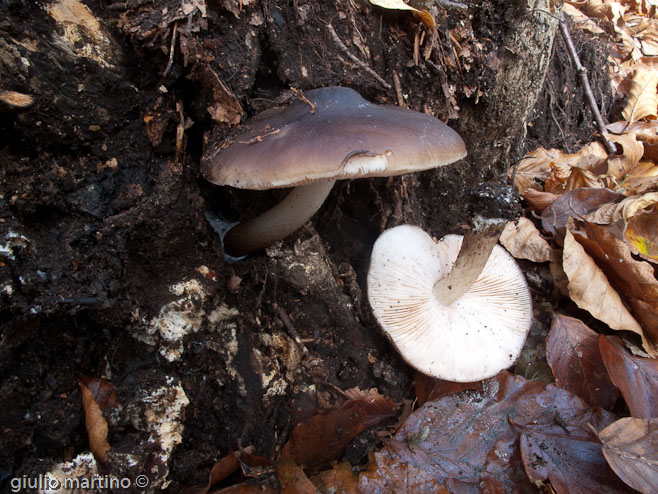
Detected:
[326,23,391,89]
[275,305,309,357]
[162,21,178,78]
[558,12,617,154]
[392,71,405,107]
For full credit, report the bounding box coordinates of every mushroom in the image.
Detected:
[367,224,533,382]
[201,86,466,258]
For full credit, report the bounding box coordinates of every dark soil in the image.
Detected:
[0,0,614,492]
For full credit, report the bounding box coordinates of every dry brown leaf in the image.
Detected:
[368,0,435,29]
[621,66,658,123]
[500,218,551,262]
[606,120,658,141]
[546,314,620,409]
[573,221,658,354]
[281,389,396,471]
[599,335,658,418]
[310,462,359,494]
[562,230,644,336]
[620,160,658,194]
[512,148,564,194]
[541,188,626,239]
[543,143,610,194]
[605,133,644,179]
[622,192,658,262]
[276,458,318,494]
[522,188,560,212]
[520,424,633,493]
[595,417,658,494]
[79,378,112,462]
[359,372,616,493]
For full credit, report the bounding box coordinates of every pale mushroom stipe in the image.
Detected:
[201,86,466,258]
[367,225,533,382]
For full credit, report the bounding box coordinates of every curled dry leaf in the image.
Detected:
[546,314,619,409]
[541,188,626,239]
[562,230,644,336]
[79,376,115,462]
[621,65,658,123]
[605,133,644,179]
[620,160,658,194]
[606,120,658,143]
[500,218,551,262]
[622,192,658,262]
[599,335,658,419]
[522,187,560,212]
[595,417,658,494]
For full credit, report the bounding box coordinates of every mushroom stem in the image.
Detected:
[432,219,506,306]
[223,180,336,258]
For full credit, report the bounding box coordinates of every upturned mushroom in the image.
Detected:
[201,86,466,258]
[367,224,533,382]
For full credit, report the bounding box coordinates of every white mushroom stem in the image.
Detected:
[223,180,336,258]
[432,218,507,306]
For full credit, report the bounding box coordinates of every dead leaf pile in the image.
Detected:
[505,18,658,353]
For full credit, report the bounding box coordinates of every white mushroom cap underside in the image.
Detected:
[367,225,533,382]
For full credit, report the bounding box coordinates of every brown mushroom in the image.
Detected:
[201,86,466,258]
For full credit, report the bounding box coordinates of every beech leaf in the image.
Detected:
[621,66,658,123]
[359,372,615,492]
[281,388,396,471]
[79,377,114,463]
[546,314,619,409]
[595,417,658,494]
[599,335,658,419]
[572,221,658,355]
[500,218,551,262]
[520,424,633,493]
[562,230,644,336]
[368,0,435,29]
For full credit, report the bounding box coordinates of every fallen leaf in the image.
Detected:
[541,188,625,239]
[595,417,658,494]
[310,462,358,494]
[605,133,644,179]
[79,377,114,462]
[572,221,658,354]
[519,424,633,493]
[620,160,658,194]
[562,230,644,336]
[546,314,620,409]
[359,372,615,492]
[281,388,396,471]
[599,335,658,419]
[521,187,560,212]
[500,218,551,262]
[412,371,481,407]
[622,192,658,262]
[368,0,435,29]
[621,65,658,123]
[276,458,318,494]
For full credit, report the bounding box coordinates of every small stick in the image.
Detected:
[291,87,317,113]
[393,71,405,107]
[276,305,309,357]
[558,12,617,154]
[163,21,178,78]
[326,23,391,89]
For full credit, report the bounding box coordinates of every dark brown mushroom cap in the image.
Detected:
[201,87,466,190]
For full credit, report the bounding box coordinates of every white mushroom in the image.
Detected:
[367,225,533,382]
